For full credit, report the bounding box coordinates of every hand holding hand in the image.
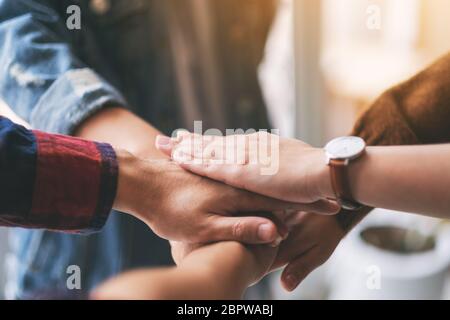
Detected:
[156,132,345,292]
[113,150,338,245]
[156,132,336,204]
[171,240,278,286]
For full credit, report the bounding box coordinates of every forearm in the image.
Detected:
[178,242,257,299]
[93,242,257,300]
[345,145,450,218]
[0,104,144,231]
[0,103,161,226]
[319,145,450,218]
[334,53,450,232]
[74,107,166,158]
[0,107,169,234]
[73,107,168,217]
[74,107,170,218]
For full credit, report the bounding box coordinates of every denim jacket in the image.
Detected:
[0,0,274,298]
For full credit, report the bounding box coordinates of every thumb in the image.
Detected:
[204,216,284,246]
[233,190,341,216]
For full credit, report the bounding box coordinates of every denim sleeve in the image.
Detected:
[0,0,128,135]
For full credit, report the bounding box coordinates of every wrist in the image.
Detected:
[113,151,178,225]
[181,242,251,299]
[347,147,373,205]
[222,244,256,298]
[113,149,145,217]
[308,148,335,199]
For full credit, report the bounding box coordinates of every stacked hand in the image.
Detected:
[60,107,344,293]
[156,132,345,291]
[94,241,279,300]
[112,147,339,246]
[157,132,334,203]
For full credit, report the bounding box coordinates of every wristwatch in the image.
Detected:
[324,136,366,210]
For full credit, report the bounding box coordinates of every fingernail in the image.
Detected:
[332,202,341,213]
[156,135,171,146]
[270,235,283,247]
[176,131,191,140]
[284,275,298,291]
[258,223,274,242]
[281,229,289,240]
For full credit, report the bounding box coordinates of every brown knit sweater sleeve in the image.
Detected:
[336,52,450,232]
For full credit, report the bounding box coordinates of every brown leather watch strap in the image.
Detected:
[329,159,362,210]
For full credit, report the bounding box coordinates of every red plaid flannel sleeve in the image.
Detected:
[0,116,118,233]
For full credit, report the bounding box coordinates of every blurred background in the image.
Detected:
[1,0,450,299]
[262,0,450,300]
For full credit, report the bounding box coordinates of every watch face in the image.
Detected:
[325,136,366,160]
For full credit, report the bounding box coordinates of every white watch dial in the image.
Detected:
[325,136,366,160]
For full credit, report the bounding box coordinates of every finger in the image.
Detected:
[175,132,277,167]
[180,160,341,216]
[204,216,283,245]
[280,247,320,292]
[232,192,294,213]
[176,134,251,165]
[179,162,247,189]
[271,225,311,271]
[235,191,340,215]
[255,211,290,240]
[295,199,341,215]
[168,135,220,164]
[176,130,191,140]
[155,135,177,156]
[221,185,340,216]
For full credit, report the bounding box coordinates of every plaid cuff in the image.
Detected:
[28,131,117,233]
[87,142,118,232]
[0,117,118,233]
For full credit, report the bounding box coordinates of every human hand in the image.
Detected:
[272,212,345,291]
[171,240,278,286]
[93,241,278,300]
[156,132,336,204]
[168,212,350,292]
[169,209,288,264]
[113,150,339,245]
